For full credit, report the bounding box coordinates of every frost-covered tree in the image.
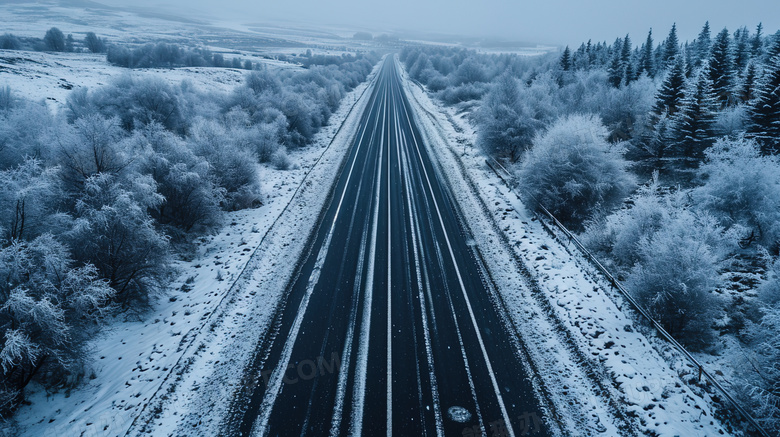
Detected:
[663,23,680,67]
[0,102,58,169]
[693,21,712,69]
[738,61,759,104]
[734,27,752,73]
[607,52,623,88]
[454,57,488,85]
[653,57,686,117]
[559,46,572,71]
[516,114,634,227]
[131,124,224,235]
[709,28,735,107]
[582,178,670,268]
[478,74,541,162]
[672,65,718,158]
[0,160,65,242]
[638,30,654,77]
[57,115,128,194]
[67,174,169,306]
[0,235,114,413]
[73,76,185,132]
[694,137,780,248]
[43,27,65,52]
[83,32,106,53]
[749,55,780,153]
[752,23,764,58]
[645,111,675,159]
[188,119,261,210]
[626,210,724,349]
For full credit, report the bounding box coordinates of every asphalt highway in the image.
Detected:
[237,56,549,437]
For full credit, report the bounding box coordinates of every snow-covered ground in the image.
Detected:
[0,49,264,113]
[398,59,729,436]
[7,51,381,437]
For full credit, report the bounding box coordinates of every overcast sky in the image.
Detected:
[103,0,780,46]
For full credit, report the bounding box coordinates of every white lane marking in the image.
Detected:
[386,67,394,437]
[350,61,389,436]
[250,61,385,437]
[396,61,517,437]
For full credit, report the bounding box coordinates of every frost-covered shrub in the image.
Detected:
[106,42,214,68]
[252,122,283,163]
[245,69,282,95]
[0,102,58,170]
[73,76,185,132]
[67,174,170,306]
[693,136,780,249]
[437,82,488,105]
[626,211,725,349]
[736,304,780,433]
[0,235,114,414]
[131,125,224,235]
[517,113,635,228]
[57,114,127,194]
[43,27,65,52]
[279,92,321,147]
[83,32,106,53]
[581,180,670,269]
[0,159,66,242]
[477,74,541,162]
[271,146,292,170]
[189,119,261,210]
[714,105,748,137]
[0,34,21,51]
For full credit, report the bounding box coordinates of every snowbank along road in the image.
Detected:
[231,56,550,436]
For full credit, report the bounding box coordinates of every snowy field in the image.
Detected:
[398,59,729,436]
[0,49,254,113]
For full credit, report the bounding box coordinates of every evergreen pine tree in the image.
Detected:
[684,43,694,77]
[653,57,686,117]
[733,27,751,73]
[749,55,780,153]
[709,28,734,107]
[739,61,759,103]
[573,43,587,69]
[560,46,572,71]
[663,23,680,67]
[674,64,718,158]
[638,29,655,77]
[608,52,623,87]
[694,21,712,68]
[624,61,636,86]
[647,111,675,159]
[654,44,665,74]
[621,34,632,65]
[766,30,780,60]
[752,23,764,57]
[586,39,593,67]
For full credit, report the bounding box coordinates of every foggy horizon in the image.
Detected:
[99,0,780,47]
